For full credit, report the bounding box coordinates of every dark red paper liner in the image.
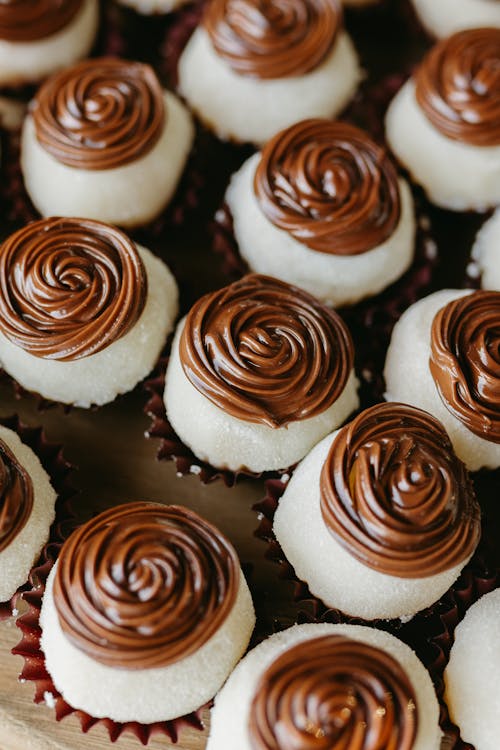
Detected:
[160,0,206,89]
[143,354,295,486]
[12,525,207,745]
[0,415,77,620]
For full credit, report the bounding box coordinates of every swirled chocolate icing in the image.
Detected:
[249,635,418,750]
[415,28,500,146]
[53,502,240,669]
[204,0,341,79]
[0,439,33,553]
[31,58,165,170]
[320,402,480,577]
[0,217,147,361]
[179,274,354,427]
[254,120,401,255]
[0,0,83,41]
[430,291,500,442]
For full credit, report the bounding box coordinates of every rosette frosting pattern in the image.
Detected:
[0,0,82,41]
[415,28,500,146]
[254,120,401,255]
[320,402,480,577]
[249,635,418,750]
[0,217,147,361]
[0,439,33,553]
[179,274,354,427]
[53,503,240,669]
[430,291,500,442]
[32,58,165,170]
[204,0,341,79]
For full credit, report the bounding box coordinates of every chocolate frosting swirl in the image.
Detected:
[254,120,401,255]
[320,402,480,577]
[430,291,500,442]
[415,28,500,146]
[204,0,341,79]
[53,502,240,669]
[0,0,83,42]
[0,217,147,361]
[0,439,33,553]
[32,58,165,170]
[179,274,354,427]
[249,635,418,750]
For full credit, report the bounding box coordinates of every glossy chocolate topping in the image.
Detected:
[254,120,401,255]
[430,291,500,442]
[320,402,480,577]
[179,274,354,427]
[415,28,500,146]
[0,217,147,361]
[32,58,165,170]
[204,0,341,79]
[0,439,33,553]
[53,503,240,669]
[0,0,83,42]
[249,635,418,750]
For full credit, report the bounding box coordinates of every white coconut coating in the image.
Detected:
[21,91,194,229]
[386,80,500,211]
[40,562,255,723]
[411,0,500,38]
[225,153,416,307]
[164,318,359,473]
[0,0,98,88]
[385,288,500,471]
[444,589,500,750]
[177,28,362,146]
[273,431,470,620]
[207,622,442,750]
[0,245,178,408]
[0,426,56,603]
[472,209,500,291]
[116,0,190,13]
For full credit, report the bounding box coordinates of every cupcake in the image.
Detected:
[39,502,255,723]
[410,0,500,38]
[273,402,481,621]
[207,622,442,749]
[21,58,195,227]
[0,217,178,407]
[386,28,500,211]
[177,0,362,145]
[471,208,500,290]
[0,0,98,88]
[164,274,359,474]
[385,289,500,471]
[0,424,56,604]
[224,119,416,307]
[444,588,500,750]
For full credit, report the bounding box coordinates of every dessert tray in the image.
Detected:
[0,1,498,749]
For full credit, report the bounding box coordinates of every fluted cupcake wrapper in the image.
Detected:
[143,354,295,486]
[12,519,207,745]
[254,475,499,749]
[0,415,76,620]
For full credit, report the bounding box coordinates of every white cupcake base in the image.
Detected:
[0,426,56,602]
